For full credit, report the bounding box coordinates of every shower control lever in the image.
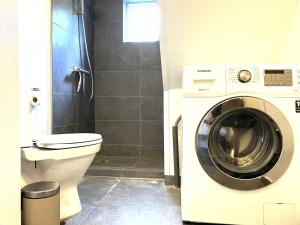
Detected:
[72,66,90,75]
[77,72,82,92]
[71,66,90,93]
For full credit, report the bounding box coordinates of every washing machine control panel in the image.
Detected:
[228,67,260,84]
[183,65,300,97]
[226,65,300,96]
[264,69,293,86]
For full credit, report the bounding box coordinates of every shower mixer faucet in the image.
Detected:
[71,66,90,94]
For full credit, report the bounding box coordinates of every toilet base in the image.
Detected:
[60,187,82,221]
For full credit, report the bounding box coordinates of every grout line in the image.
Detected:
[94,95,163,98]
[95,119,163,122]
[139,44,142,158]
[77,179,121,225]
[95,179,121,206]
[52,21,78,37]
[94,96,140,98]
[101,144,163,147]
[93,70,161,73]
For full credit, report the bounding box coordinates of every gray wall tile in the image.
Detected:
[93,0,164,163]
[100,144,141,157]
[94,0,122,22]
[52,0,94,134]
[141,96,163,120]
[79,16,95,70]
[94,22,123,48]
[96,121,140,145]
[52,23,80,66]
[141,121,164,145]
[52,93,78,127]
[141,145,164,158]
[84,1,95,20]
[141,71,163,96]
[53,124,78,134]
[95,97,140,120]
[140,42,162,71]
[78,121,95,133]
[78,95,94,123]
[95,71,140,97]
[52,0,78,35]
[52,59,76,94]
[94,44,140,71]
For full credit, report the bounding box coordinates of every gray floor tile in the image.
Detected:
[63,177,202,225]
[91,156,137,169]
[86,167,125,177]
[63,202,96,225]
[77,178,182,225]
[77,176,120,202]
[89,155,164,179]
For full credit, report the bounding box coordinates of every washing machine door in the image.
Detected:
[196,97,293,190]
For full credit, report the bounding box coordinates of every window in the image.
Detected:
[123,0,160,42]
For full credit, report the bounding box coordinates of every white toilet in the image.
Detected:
[21,133,102,221]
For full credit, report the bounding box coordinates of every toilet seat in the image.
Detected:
[34,133,102,149]
[21,133,102,161]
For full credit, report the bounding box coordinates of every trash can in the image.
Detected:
[21,181,60,225]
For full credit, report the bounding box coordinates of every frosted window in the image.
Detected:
[124,1,160,42]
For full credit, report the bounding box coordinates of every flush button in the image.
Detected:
[238,70,252,83]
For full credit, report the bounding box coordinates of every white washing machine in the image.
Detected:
[181,64,300,225]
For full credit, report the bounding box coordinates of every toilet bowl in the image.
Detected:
[21,133,102,221]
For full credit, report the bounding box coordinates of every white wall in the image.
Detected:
[159,0,300,176]
[0,0,21,224]
[159,0,300,89]
[19,0,52,147]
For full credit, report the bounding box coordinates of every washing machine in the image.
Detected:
[181,64,300,225]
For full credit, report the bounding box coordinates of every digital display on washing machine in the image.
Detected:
[264,69,293,86]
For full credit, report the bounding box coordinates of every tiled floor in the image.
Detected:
[63,176,192,225]
[87,156,164,179]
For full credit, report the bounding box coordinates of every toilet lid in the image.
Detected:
[34,133,102,149]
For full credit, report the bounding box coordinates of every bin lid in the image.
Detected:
[22,181,60,199]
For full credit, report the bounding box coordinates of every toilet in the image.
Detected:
[21,133,102,221]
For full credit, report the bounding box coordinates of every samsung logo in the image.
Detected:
[197,69,211,73]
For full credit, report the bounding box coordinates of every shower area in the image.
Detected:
[51,0,164,179]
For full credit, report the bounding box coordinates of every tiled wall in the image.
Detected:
[94,0,164,160]
[52,0,95,133]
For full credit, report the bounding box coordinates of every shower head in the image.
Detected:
[73,0,85,15]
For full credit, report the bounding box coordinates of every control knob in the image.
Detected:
[237,70,252,83]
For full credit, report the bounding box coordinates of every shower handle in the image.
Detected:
[77,72,82,93]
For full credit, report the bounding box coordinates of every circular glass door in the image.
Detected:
[196,97,293,190]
